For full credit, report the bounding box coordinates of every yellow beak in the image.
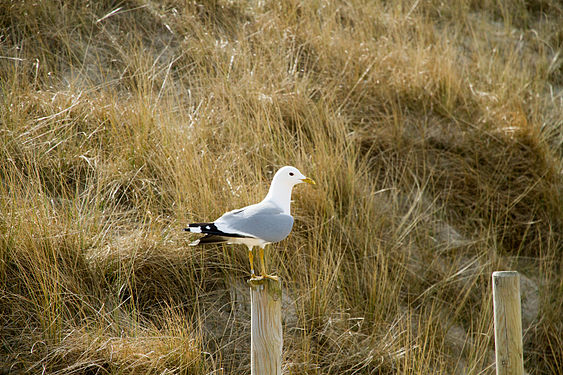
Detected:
[301,177,316,185]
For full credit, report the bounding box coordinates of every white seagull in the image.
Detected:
[185,166,315,279]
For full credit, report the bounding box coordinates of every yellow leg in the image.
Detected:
[258,247,278,280]
[259,247,266,276]
[248,247,255,276]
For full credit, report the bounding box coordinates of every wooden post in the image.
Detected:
[492,271,524,375]
[248,277,282,375]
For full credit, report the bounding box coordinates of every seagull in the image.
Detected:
[185,166,315,279]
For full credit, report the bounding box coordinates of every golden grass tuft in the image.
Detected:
[1,0,562,374]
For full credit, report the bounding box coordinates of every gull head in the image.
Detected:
[265,166,315,214]
[273,166,315,188]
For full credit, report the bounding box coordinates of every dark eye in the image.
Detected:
[289,172,294,176]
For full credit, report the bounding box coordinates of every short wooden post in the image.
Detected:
[248,277,282,375]
[492,271,524,375]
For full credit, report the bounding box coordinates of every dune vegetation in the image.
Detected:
[1,0,562,373]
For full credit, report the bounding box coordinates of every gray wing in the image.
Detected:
[215,202,294,243]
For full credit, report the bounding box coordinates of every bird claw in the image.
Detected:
[249,274,279,282]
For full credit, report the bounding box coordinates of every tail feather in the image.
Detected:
[184,222,246,238]
[190,234,231,246]
[185,222,247,247]
[185,223,212,234]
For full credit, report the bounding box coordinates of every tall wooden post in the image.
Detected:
[248,277,282,375]
[492,271,524,375]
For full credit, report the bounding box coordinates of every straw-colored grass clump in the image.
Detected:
[1,0,562,373]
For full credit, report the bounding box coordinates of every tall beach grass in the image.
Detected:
[1,0,562,373]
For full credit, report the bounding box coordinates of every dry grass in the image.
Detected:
[1,0,562,374]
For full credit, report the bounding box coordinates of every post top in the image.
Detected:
[248,277,282,288]
[492,271,519,277]
[248,277,282,300]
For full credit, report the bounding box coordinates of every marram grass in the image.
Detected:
[1,0,562,374]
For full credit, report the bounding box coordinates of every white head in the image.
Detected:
[271,166,315,188]
[265,166,315,213]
